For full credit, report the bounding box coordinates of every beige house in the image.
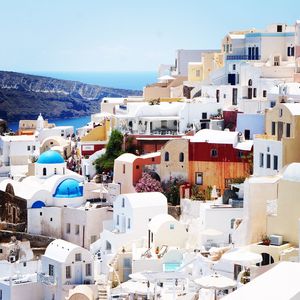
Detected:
[159,138,189,182]
[143,76,187,100]
[267,163,300,245]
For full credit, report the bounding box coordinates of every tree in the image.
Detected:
[94,129,124,173]
[135,172,163,193]
[161,176,185,206]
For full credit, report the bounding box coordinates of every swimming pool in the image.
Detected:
[163,262,182,272]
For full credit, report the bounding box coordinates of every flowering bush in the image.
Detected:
[135,172,163,193]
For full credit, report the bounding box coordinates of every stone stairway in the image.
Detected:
[97,283,108,300]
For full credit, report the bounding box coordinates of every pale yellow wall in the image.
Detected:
[113,159,135,194]
[188,63,203,82]
[265,104,300,166]
[81,120,110,142]
[244,178,279,244]
[160,139,189,182]
[267,179,300,245]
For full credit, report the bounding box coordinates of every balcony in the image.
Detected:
[226,55,261,61]
[37,273,56,286]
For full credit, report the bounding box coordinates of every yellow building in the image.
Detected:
[80,119,110,143]
[187,52,224,83]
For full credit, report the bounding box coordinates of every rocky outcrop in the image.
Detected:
[0,71,142,121]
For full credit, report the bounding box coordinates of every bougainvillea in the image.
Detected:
[135,172,163,193]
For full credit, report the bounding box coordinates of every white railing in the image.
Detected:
[37,273,56,286]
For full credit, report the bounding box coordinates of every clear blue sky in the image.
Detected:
[0,0,299,72]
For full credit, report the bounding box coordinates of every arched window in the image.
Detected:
[248,79,252,86]
[179,152,184,162]
[164,152,169,162]
[43,168,47,176]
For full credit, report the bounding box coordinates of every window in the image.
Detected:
[271,122,276,135]
[27,145,30,151]
[66,223,71,234]
[63,167,65,175]
[161,120,167,128]
[277,25,282,32]
[49,264,54,276]
[273,155,278,170]
[229,44,232,52]
[116,215,119,225]
[244,129,250,140]
[179,152,184,162]
[75,253,82,261]
[195,172,203,185]
[170,224,175,230]
[66,266,71,279]
[75,224,79,235]
[210,149,218,158]
[86,263,92,276]
[50,217,53,222]
[122,198,125,207]
[164,152,169,162]
[202,112,207,119]
[266,154,271,168]
[233,64,236,71]
[263,90,267,98]
[106,241,112,250]
[33,146,36,151]
[91,235,97,244]
[127,218,131,229]
[279,109,283,117]
[259,153,264,168]
[136,165,140,169]
[230,218,236,229]
[40,212,42,216]
[54,168,57,175]
[122,164,125,174]
[43,168,47,176]
[196,70,201,77]
[286,123,291,137]
[248,79,252,86]
[253,88,257,98]
[237,151,243,159]
[0,289,2,300]
[0,249,2,254]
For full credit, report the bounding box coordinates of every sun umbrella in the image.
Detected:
[194,273,237,300]
[221,250,262,267]
[201,228,223,237]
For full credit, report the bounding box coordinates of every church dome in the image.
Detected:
[54,179,83,198]
[37,150,64,164]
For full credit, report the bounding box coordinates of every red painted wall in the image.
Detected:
[189,142,252,162]
[81,144,105,156]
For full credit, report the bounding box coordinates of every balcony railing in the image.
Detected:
[226,55,261,60]
[37,273,56,286]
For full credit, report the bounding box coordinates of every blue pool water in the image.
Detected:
[163,262,182,272]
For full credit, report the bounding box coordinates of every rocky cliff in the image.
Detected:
[0,71,142,121]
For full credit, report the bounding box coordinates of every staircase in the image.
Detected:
[97,283,108,300]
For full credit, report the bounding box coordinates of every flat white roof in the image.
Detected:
[1,135,36,142]
[223,262,300,300]
[189,129,238,144]
[120,192,167,209]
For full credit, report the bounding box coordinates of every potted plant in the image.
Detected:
[262,234,271,246]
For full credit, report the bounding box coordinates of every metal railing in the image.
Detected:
[37,273,56,286]
[226,55,261,60]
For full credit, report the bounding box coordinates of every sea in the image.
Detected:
[7,71,157,132]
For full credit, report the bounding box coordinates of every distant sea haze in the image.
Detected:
[7,71,157,132]
[26,71,157,90]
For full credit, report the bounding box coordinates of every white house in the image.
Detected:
[97,192,168,274]
[39,239,95,300]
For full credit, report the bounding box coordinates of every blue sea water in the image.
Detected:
[7,71,157,132]
[8,115,91,133]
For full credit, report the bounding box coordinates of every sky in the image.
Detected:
[0,0,299,72]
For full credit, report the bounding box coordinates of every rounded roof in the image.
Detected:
[37,150,64,164]
[54,179,83,198]
[282,163,300,182]
[148,214,176,233]
[45,239,81,262]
